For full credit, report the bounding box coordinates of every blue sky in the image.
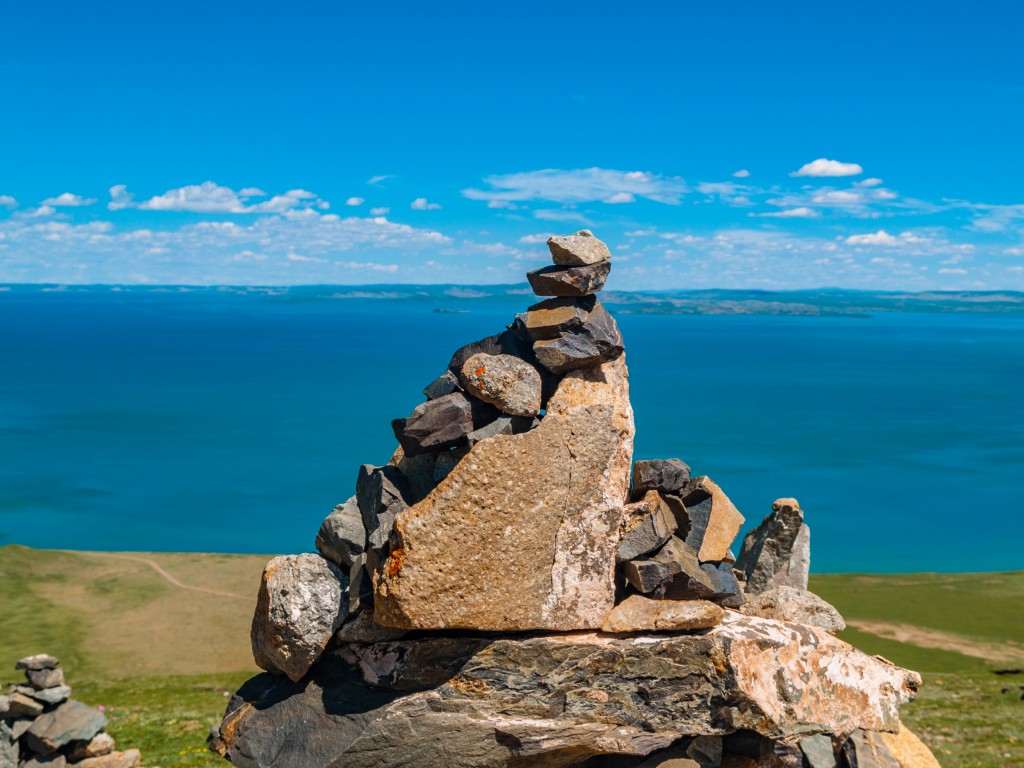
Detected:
[2,1,1023,289]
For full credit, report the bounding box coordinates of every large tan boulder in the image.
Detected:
[374,355,635,630]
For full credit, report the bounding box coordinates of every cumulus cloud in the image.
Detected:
[844,230,901,246]
[345,197,365,206]
[750,207,820,218]
[410,197,442,211]
[0,195,18,209]
[106,182,325,214]
[791,158,864,177]
[733,169,750,178]
[42,192,97,207]
[463,167,688,205]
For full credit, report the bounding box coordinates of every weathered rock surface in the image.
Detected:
[466,413,537,446]
[460,352,542,416]
[22,755,66,768]
[356,464,410,555]
[215,614,918,768]
[74,750,142,768]
[422,369,460,400]
[527,259,611,296]
[526,296,625,374]
[374,356,635,631]
[67,732,116,761]
[736,499,810,595]
[547,229,612,266]
[16,683,71,705]
[250,554,349,681]
[7,692,43,718]
[24,700,107,756]
[799,734,837,768]
[601,596,724,632]
[315,496,365,569]
[0,722,15,768]
[335,609,408,644]
[634,458,692,497]
[675,476,745,562]
[618,491,677,562]
[392,392,498,456]
[16,655,60,671]
[742,586,845,633]
[875,725,942,768]
[841,729,902,768]
[26,667,64,690]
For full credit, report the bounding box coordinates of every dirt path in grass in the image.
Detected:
[848,620,1024,664]
[67,551,249,600]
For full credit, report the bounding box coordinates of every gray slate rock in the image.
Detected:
[8,718,32,740]
[422,369,460,400]
[215,616,919,768]
[16,654,59,671]
[617,491,677,563]
[736,498,810,595]
[21,755,67,768]
[0,721,15,768]
[547,229,612,266]
[315,496,365,569]
[840,729,901,768]
[24,700,107,756]
[800,734,837,768]
[625,537,707,595]
[15,683,71,705]
[391,392,499,456]
[527,297,624,374]
[250,553,349,682]
[466,414,537,446]
[356,464,411,554]
[460,353,542,416]
[743,586,845,633]
[7,692,43,718]
[526,260,611,297]
[633,459,691,497]
[26,667,64,690]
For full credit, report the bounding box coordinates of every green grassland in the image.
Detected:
[2,545,1022,768]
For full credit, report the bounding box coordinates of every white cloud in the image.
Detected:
[345,197,365,206]
[30,205,57,218]
[368,175,396,186]
[844,230,900,246]
[107,181,325,214]
[791,158,864,177]
[239,187,266,197]
[286,252,327,263]
[42,192,97,207]
[517,233,553,245]
[604,192,635,204]
[0,195,18,209]
[369,207,390,216]
[463,167,688,205]
[410,197,442,211]
[855,178,884,187]
[486,200,523,210]
[812,190,865,204]
[751,207,820,219]
[733,169,750,178]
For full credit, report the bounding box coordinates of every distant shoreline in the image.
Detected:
[4,282,1024,316]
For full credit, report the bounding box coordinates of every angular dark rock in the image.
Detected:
[529,299,625,374]
[466,414,538,446]
[391,392,498,456]
[547,229,613,266]
[524,295,597,340]
[617,491,677,563]
[422,369,460,400]
[624,557,681,594]
[356,464,411,553]
[633,459,691,497]
[432,446,469,484]
[447,329,536,377]
[625,537,712,596]
[16,654,60,671]
[527,259,611,297]
[15,683,71,706]
[840,729,901,768]
[7,691,43,718]
[315,497,365,569]
[799,735,837,768]
[27,666,64,690]
[736,499,809,595]
[216,616,919,768]
[250,553,349,682]
[24,700,107,756]
[696,562,745,609]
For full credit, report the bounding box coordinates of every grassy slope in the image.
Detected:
[2,546,1022,768]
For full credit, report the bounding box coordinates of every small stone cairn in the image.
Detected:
[211,231,941,768]
[0,655,140,768]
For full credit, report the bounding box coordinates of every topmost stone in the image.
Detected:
[16,654,60,671]
[547,229,612,266]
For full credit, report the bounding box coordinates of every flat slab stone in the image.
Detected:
[547,229,613,266]
[250,553,349,682]
[74,750,141,768]
[527,260,611,297]
[601,596,723,633]
[374,356,635,631]
[215,614,919,768]
[16,654,60,671]
[392,392,498,456]
[24,700,107,756]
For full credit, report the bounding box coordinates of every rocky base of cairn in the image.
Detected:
[1,655,140,768]
[210,231,942,768]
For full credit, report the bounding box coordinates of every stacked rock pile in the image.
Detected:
[0,655,139,768]
[212,231,941,768]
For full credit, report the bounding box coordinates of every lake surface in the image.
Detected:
[2,289,1022,572]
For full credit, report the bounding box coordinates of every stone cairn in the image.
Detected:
[211,230,940,768]
[0,655,140,768]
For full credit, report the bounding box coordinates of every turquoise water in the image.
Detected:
[1,289,1022,572]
